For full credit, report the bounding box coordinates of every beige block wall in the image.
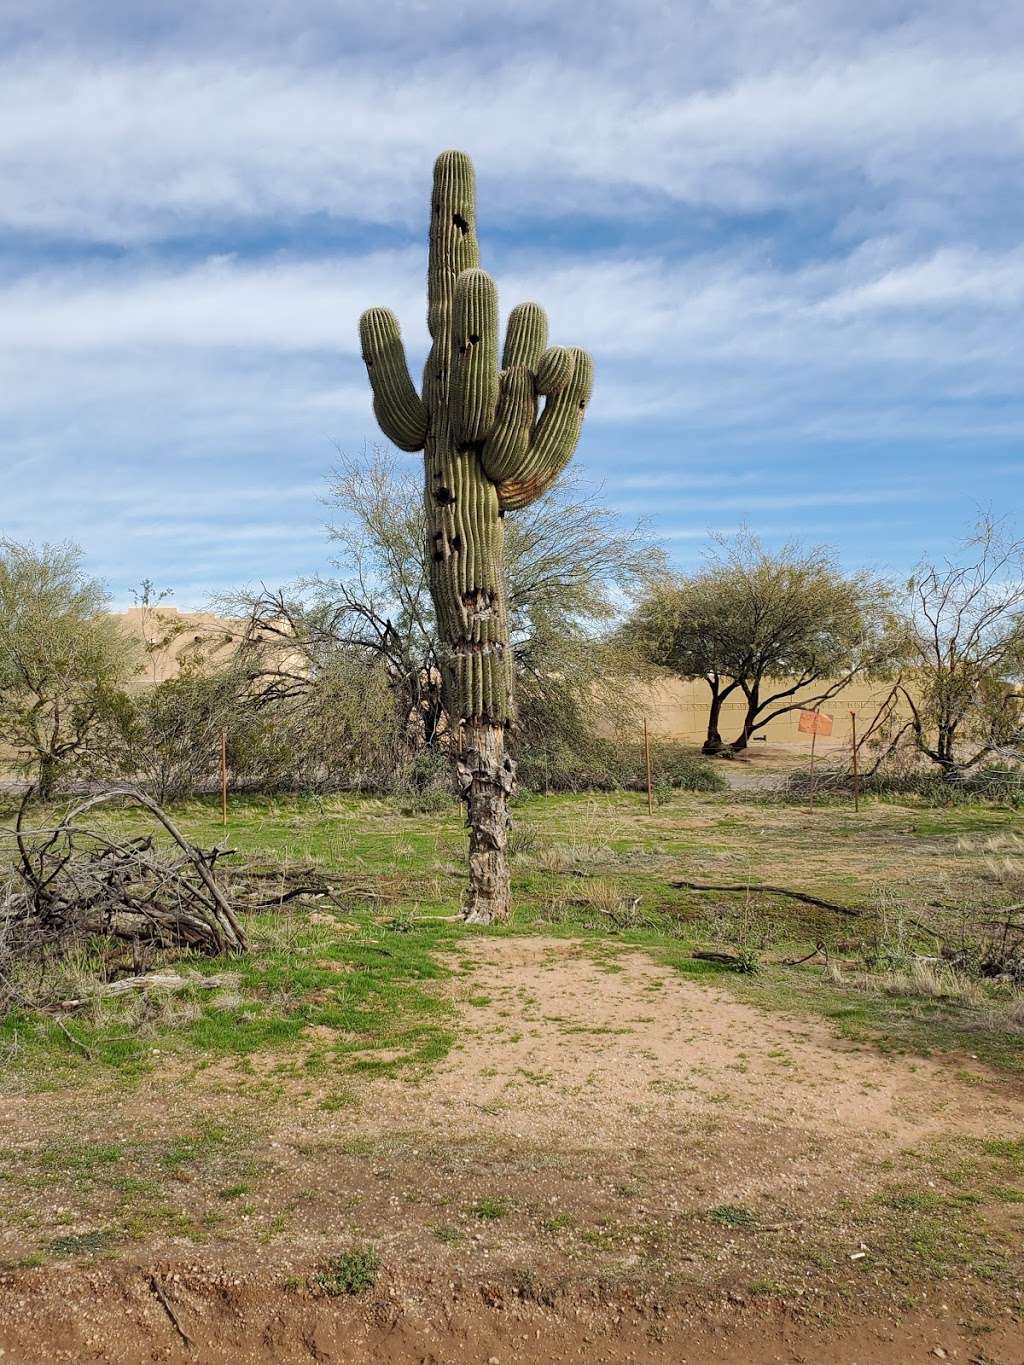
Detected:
[7,611,904,766]
[639,677,910,753]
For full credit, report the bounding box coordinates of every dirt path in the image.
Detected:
[388,935,1023,1151]
[1,936,1022,1363]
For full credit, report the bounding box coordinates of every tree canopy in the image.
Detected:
[627,532,895,753]
[0,540,138,795]
[226,448,660,766]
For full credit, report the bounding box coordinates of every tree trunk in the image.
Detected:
[702,688,727,755]
[36,752,58,802]
[457,719,515,923]
[730,729,751,754]
[728,684,759,753]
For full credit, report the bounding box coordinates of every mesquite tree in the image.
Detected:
[357,150,593,922]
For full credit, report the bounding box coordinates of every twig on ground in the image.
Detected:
[149,1274,194,1349]
[782,942,828,966]
[53,1016,94,1059]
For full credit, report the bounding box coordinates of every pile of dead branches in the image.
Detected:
[2,787,247,969]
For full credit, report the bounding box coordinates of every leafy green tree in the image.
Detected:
[0,541,138,796]
[627,533,894,754]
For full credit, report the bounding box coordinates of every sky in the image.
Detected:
[2,0,1022,608]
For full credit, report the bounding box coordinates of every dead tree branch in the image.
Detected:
[671,879,863,918]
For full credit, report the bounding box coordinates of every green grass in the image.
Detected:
[2,788,1022,1095]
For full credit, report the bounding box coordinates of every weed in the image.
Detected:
[470,1196,511,1220]
[217,1184,249,1200]
[48,1229,113,1256]
[708,1204,754,1227]
[431,1223,463,1244]
[311,1248,380,1296]
[541,1213,574,1233]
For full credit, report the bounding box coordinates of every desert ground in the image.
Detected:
[1,752,1022,1364]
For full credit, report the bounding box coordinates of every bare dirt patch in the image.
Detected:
[1,936,1021,1363]
[386,936,1023,1150]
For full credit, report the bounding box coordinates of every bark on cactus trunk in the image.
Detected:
[457,720,515,923]
[357,151,593,923]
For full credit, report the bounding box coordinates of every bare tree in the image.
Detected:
[130,579,186,684]
[897,515,1024,779]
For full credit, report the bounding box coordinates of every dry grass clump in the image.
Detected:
[534,845,574,875]
[879,958,983,1006]
[531,841,611,875]
[826,958,1024,1033]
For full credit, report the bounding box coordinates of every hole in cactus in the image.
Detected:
[452,212,469,234]
[461,588,497,620]
[450,534,462,552]
[433,486,455,505]
[469,334,480,345]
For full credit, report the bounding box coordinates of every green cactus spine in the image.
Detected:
[358,150,593,922]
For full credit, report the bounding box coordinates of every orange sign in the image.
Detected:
[798,710,833,737]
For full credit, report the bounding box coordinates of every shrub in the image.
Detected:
[781,761,1024,806]
[515,734,724,795]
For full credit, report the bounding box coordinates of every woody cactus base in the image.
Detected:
[358,150,593,922]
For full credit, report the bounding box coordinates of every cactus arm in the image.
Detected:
[480,365,536,482]
[357,308,427,453]
[496,346,594,511]
[452,268,500,443]
[502,301,548,369]
[535,344,575,396]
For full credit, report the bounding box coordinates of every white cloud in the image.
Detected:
[2,238,1020,430]
[1,1,1022,597]
[1,36,1022,243]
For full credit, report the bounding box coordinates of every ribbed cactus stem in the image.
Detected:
[481,366,535,482]
[357,150,593,923]
[498,348,594,510]
[452,269,499,443]
[358,308,427,452]
[502,302,548,369]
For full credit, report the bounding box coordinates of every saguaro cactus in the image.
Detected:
[358,151,593,923]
